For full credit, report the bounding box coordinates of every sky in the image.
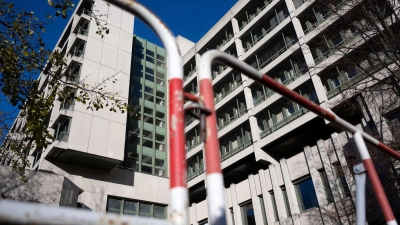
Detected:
[1,0,237,126]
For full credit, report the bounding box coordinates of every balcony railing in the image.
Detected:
[214,81,242,104]
[302,0,349,35]
[260,108,308,138]
[60,100,75,111]
[294,0,307,9]
[76,28,89,36]
[56,131,69,142]
[252,38,297,71]
[239,0,273,31]
[217,109,247,131]
[243,14,289,53]
[186,139,202,152]
[184,68,197,81]
[70,49,85,58]
[216,33,234,50]
[67,73,80,83]
[212,65,228,78]
[253,68,306,106]
[314,33,358,65]
[188,167,204,181]
[83,9,92,16]
[221,139,252,161]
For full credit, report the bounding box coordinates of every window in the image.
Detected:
[294,177,319,212]
[106,197,166,218]
[241,201,256,225]
[319,170,334,203]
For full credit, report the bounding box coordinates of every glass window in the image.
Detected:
[123,200,137,215]
[107,198,121,213]
[139,202,152,217]
[153,205,165,218]
[241,201,256,225]
[146,50,155,57]
[145,67,154,75]
[294,177,319,212]
[157,54,165,61]
[146,56,155,64]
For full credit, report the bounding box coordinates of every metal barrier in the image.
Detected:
[0,1,399,225]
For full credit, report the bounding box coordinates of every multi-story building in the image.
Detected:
[179,0,400,224]
[1,0,400,224]
[1,0,169,218]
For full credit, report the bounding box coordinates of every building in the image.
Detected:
[1,0,169,218]
[179,0,400,224]
[1,0,400,224]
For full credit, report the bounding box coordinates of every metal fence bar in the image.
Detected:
[106,1,188,225]
[0,200,171,225]
[353,132,398,225]
[198,50,400,225]
[199,50,400,161]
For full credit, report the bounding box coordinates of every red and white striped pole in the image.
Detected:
[198,54,227,225]
[106,1,189,225]
[199,50,400,162]
[353,132,398,225]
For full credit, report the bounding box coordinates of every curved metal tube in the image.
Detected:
[106,1,188,225]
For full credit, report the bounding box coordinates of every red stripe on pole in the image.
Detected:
[183,92,201,102]
[363,158,395,222]
[260,75,336,121]
[378,142,400,161]
[169,78,187,188]
[200,79,222,174]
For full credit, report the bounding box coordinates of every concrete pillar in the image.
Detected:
[225,189,234,225]
[317,138,350,225]
[195,52,201,70]
[190,203,199,225]
[235,38,245,60]
[279,159,300,225]
[304,146,329,205]
[260,169,278,225]
[269,164,289,222]
[311,74,328,104]
[231,17,240,37]
[230,183,244,225]
[249,175,265,225]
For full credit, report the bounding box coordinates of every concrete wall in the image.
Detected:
[0,165,79,207]
[188,128,363,225]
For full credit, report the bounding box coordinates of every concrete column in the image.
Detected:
[230,183,244,225]
[225,189,234,225]
[332,133,356,199]
[195,52,201,70]
[249,175,265,225]
[235,38,244,60]
[304,146,329,206]
[259,169,278,225]
[311,74,328,104]
[279,159,300,225]
[231,17,240,37]
[269,164,289,222]
[317,138,350,225]
[190,203,199,225]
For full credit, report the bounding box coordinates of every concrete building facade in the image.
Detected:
[180,0,400,224]
[1,0,400,224]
